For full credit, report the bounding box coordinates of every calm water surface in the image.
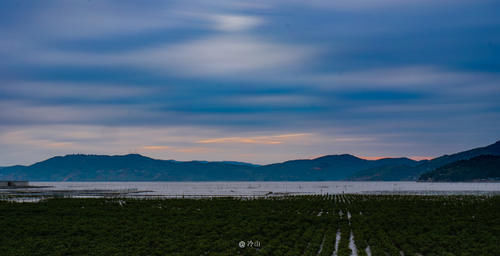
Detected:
[28,181,500,197]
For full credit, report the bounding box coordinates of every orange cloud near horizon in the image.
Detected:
[197,133,311,145]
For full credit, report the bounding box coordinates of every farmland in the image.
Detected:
[0,195,498,256]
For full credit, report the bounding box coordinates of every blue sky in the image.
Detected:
[0,0,499,165]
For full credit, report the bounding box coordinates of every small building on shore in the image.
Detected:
[0,181,29,187]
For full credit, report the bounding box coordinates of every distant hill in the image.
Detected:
[197,160,261,167]
[1,141,499,181]
[0,154,258,181]
[349,141,500,181]
[0,153,416,181]
[265,155,418,181]
[419,155,500,182]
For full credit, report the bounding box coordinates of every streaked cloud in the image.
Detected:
[24,35,318,78]
[333,137,374,143]
[142,145,213,153]
[284,0,460,10]
[0,0,499,165]
[210,14,264,32]
[142,145,171,150]
[198,133,311,145]
[16,1,185,39]
[0,81,150,102]
[297,67,500,90]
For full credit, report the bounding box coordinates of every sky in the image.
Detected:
[0,0,499,165]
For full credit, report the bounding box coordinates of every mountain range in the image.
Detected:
[0,141,499,181]
[350,140,500,181]
[418,155,500,182]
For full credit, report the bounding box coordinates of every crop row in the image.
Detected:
[0,194,498,255]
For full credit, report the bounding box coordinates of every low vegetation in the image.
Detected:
[0,194,498,255]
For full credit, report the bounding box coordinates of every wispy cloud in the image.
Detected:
[22,1,185,39]
[197,133,311,145]
[0,81,150,102]
[142,145,171,150]
[333,137,374,142]
[142,145,213,153]
[210,14,264,32]
[299,67,500,90]
[24,35,318,78]
[1,0,499,165]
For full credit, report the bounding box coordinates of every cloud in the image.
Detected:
[0,81,150,103]
[25,35,318,78]
[21,1,185,39]
[0,0,499,165]
[0,100,163,126]
[210,14,264,32]
[1,123,498,166]
[0,125,315,165]
[132,35,317,76]
[301,67,499,90]
[333,137,374,142]
[197,133,311,145]
[278,0,466,11]
[142,145,213,153]
[0,0,275,43]
[142,145,171,150]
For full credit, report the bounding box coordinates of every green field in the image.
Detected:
[0,195,498,256]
